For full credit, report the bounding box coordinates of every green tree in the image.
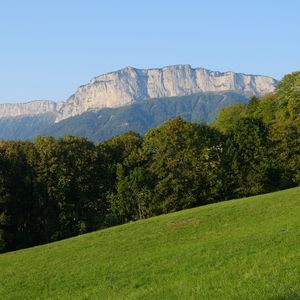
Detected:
[213,103,247,134]
[35,136,110,242]
[223,117,272,197]
[0,141,42,252]
[144,117,224,213]
[246,72,300,187]
[109,164,152,223]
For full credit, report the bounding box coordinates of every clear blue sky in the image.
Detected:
[0,0,299,103]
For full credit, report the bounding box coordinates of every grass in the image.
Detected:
[1,187,300,299]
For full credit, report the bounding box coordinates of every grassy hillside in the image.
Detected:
[1,187,300,299]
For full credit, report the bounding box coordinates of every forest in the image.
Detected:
[0,72,299,253]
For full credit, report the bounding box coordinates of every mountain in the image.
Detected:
[0,113,56,140]
[0,65,277,122]
[0,100,63,119]
[55,65,277,122]
[42,91,249,142]
[0,65,277,140]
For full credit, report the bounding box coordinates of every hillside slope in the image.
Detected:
[1,187,300,299]
[0,113,55,140]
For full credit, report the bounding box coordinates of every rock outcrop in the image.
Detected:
[0,100,63,119]
[0,65,278,122]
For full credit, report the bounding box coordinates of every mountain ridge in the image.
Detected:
[0,65,278,122]
[0,100,63,118]
[42,91,249,141]
[0,91,248,141]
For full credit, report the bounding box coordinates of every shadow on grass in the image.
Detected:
[270,290,300,300]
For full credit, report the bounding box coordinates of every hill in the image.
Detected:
[1,187,300,299]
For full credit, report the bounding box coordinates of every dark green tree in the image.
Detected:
[144,117,224,213]
[35,136,110,242]
[223,117,272,197]
[0,141,42,252]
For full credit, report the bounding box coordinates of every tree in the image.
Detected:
[109,164,152,223]
[35,135,110,242]
[0,141,42,252]
[143,117,224,213]
[104,131,143,164]
[246,72,300,187]
[223,117,272,197]
[213,103,247,134]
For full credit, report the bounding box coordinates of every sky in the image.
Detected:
[0,0,299,103]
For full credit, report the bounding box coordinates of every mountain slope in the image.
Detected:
[42,91,249,141]
[1,187,300,299]
[0,91,249,141]
[0,113,55,140]
[0,65,277,141]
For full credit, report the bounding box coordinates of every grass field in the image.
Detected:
[1,187,300,299]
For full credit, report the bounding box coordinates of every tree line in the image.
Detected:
[0,72,299,252]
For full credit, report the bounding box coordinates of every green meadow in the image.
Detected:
[1,187,300,299]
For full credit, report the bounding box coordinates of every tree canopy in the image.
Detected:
[1,72,300,253]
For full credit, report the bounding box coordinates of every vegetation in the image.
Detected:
[0,72,300,253]
[213,71,300,188]
[0,187,300,299]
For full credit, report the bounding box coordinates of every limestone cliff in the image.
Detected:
[0,100,63,118]
[0,65,277,122]
[56,65,277,121]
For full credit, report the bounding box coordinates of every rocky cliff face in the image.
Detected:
[56,65,277,121]
[0,65,278,122]
[0,100,63,119]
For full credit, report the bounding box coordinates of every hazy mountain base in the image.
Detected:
[0,91,248,141]
[44,91,249,141]
[0,113,56,140]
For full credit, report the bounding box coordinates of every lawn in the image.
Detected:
[1,187,300,299]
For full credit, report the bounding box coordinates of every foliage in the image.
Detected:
[215,71,300,187]
[143,118,224,212]
[222,117,271,197]
[213,103,247,133]
[0,72,300,252]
